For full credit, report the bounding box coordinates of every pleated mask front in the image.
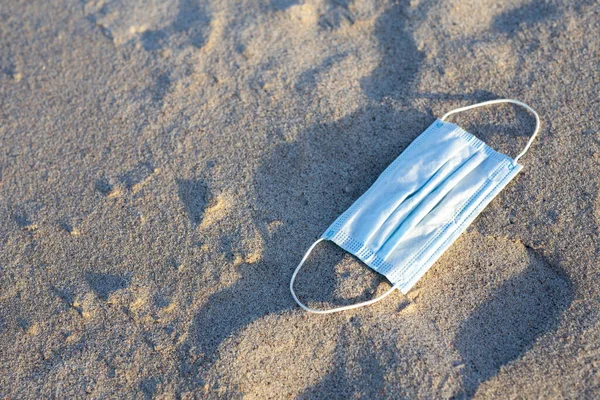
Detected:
[290,99,541,314]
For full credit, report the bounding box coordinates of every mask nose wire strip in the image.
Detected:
[290,238,401,314]
[440,99,540,164]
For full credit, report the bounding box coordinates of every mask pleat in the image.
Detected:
[352,132,471,248]
[375,149,488,259]
[365,142,479,251]
[360,155,453,246]
[387,158,513,288]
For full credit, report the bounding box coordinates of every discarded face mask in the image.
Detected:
[290,99,540,314]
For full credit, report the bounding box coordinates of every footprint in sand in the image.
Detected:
[95,161,159,199]
[85,272,131,301]
[95,177,122,198]
[83,0,212,51]
[454,242,573,396]
[176,178,209,226]
[119,161,158,194]
[414,232,574,397]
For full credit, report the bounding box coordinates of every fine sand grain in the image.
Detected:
[1,0,599,398]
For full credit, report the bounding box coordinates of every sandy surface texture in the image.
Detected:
[1,0,599,398]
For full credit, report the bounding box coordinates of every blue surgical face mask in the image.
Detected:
[290,99,541,314]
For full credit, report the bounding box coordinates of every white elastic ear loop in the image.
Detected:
[441,99,540,164]
[290,238,400,314]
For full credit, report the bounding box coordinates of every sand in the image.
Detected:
[1,0,599,398]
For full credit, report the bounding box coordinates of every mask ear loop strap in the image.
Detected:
[440,99,540,164]
[290,239,400,314]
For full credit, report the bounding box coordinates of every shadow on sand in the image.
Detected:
[177,0,573,397]
[176,0,429,388]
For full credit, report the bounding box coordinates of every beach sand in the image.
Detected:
[1,0,599,398]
